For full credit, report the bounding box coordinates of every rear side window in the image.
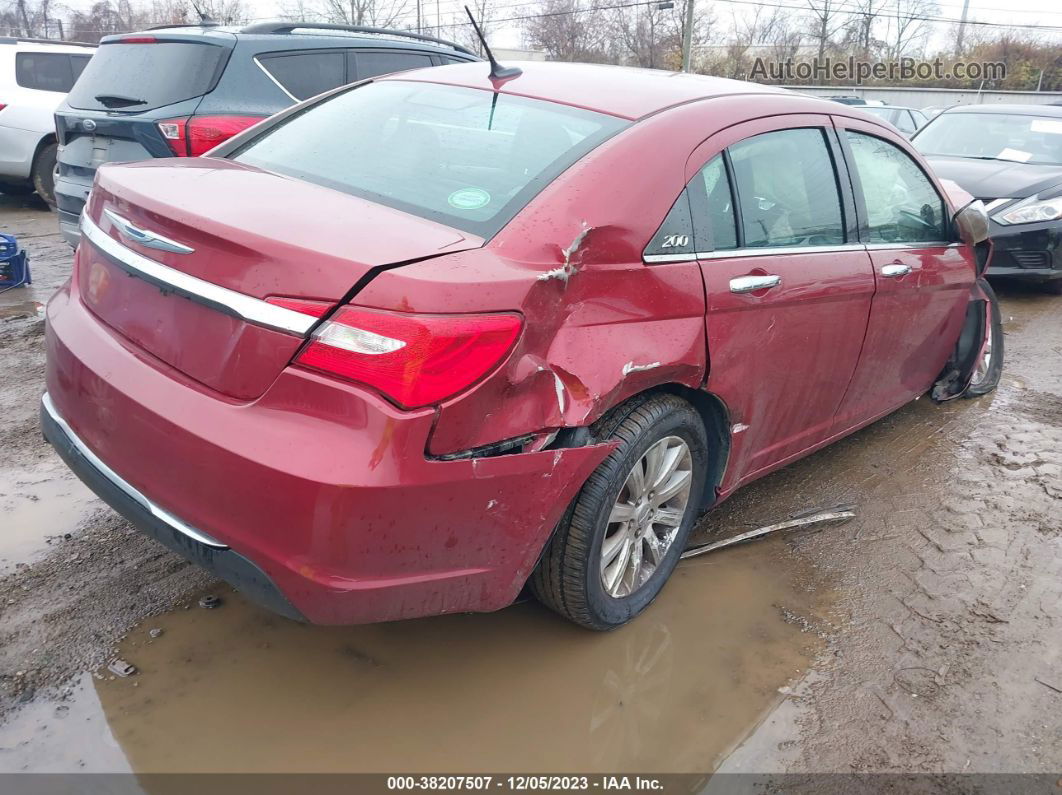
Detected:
[355,51,433,80]
[259,51,347,101]
[233,81,627,238]
[66,41,227,111]
[15,53,82,92]
[845,131,947,243]
[728,128,845,248]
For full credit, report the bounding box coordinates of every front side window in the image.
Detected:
[233,81,627,238]
[728,128,845,248]
[845,131,947,243]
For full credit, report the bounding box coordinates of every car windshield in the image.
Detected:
[913,112,1062,166]
[231,81,629,238]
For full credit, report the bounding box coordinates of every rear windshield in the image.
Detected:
[231,81,628,238]
[66,41,227,111]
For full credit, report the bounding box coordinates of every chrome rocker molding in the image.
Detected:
[81,213,316,336]
[41,393,229,549]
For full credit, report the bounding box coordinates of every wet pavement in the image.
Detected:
[0,195,1060,778]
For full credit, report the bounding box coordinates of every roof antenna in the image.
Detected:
[464,5,521,82]
[190,1,215,23]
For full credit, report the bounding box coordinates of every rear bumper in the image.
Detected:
[54,172,92,247]
[44,281,609,624]
[41,393,305,621]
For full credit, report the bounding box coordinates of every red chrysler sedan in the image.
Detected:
[42,62,1000,630]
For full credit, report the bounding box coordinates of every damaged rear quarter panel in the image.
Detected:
[353,111,714,456]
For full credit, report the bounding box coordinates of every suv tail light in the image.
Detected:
[0,104,6,112]
[294,307,522,409]
[158,115,265,157]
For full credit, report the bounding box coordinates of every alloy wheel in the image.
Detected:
[600,436,693,598]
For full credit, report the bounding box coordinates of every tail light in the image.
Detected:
[294,307,522,409]
[158,115,265,157]
[0,104,6,112]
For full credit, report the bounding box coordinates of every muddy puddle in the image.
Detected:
[0,462,96,570]
[1,538,830,774]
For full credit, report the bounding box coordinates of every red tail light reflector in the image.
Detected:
[295,308,522,409]
[117,35,158,43]
[265,297,331,317]
[157,115,264,157]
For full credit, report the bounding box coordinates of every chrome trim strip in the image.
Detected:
[42,393,229,550]
[103,209,194,254]
[643,252,698,263]
[696,243,866,260]
[982,198,1012,213]
[81,213,316,336]
[646,241,960,263]
[864,242,956,250]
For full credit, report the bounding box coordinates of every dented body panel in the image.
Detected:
[43,64,988,624]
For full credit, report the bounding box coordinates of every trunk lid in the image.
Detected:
[78,158,482,400]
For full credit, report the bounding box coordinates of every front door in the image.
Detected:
[830,119,975,430]
[686,117,877,486]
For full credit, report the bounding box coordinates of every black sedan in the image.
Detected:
[913,104,1062,294]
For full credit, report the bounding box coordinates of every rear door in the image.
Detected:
[830,118,974,427]
[687,116,876,482]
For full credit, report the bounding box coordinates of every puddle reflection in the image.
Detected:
[82,540,823,774]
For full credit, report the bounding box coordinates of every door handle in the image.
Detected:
[881,263,912,278]
[730,274,781,293]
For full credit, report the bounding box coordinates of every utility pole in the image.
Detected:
[416,0,422,33]
[956,0,970,54]
[681,0,695,72]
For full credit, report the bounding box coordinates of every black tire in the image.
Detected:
[530,393,709,630]
[31,141,58,209]
[964,281,1003,398]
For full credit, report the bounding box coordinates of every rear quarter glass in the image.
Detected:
[230,81,629,239]
[65,41,229,112]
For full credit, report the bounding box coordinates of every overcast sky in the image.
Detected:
[61,0,1062,52]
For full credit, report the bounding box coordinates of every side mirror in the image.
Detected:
[953,200,990,246]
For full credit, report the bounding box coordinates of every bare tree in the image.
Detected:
[804,0,847,60]
[609,2,686,69]
[308,0,411,28]
[522,0,613,63]
[885,0,937,58]
[841,0,886,58]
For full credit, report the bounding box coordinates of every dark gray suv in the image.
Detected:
[53,21,478,247]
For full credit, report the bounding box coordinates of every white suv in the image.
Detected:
[0,38,94,205]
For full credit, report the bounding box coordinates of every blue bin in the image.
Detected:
[0,233,31,288]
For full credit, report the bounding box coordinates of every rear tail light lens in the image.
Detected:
[157,115,265,157]
[117,35,157,43]
[0,104,7,112]
[295,307,522,408]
